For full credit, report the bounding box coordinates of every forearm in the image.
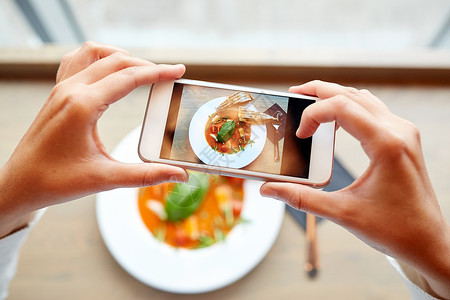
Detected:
[419,222,450,299]
[399,221,450,299]
[0,166,35,239]
[0,214,34,240]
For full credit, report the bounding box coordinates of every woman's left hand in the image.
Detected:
[0,42,188,237]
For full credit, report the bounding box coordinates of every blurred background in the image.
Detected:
[1,0,450,50]
[1,1,450,299]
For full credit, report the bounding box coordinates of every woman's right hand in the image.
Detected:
[261,80,450,298]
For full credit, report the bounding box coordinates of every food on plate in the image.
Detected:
[215,91,254,112]
[237,106,279,123]
[205,91,278,154]
[217,120,236,143]
[138,172,246,249]
[164,171,210,221]
[205,116,252,154]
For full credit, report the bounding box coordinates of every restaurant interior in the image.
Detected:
[1,0,449,299]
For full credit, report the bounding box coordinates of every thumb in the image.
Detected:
[260,182,339,220]
[105,162,189,188]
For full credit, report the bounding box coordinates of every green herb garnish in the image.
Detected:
[217,121,236,143]
[231,147,240,154]
[238,217,251,224]
[214,228,226,242]
[197,235,215,248]
[165,172,209,222]
[155,226,166,242]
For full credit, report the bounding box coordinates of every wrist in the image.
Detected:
[421,222,450,299]
[0,212,35,239]
[0,164,36,238]
[404,221,450,299]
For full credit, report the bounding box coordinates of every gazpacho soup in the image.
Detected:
[138,172,245,249]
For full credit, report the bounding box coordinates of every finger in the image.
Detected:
[290,80,388,112]
[296,94,380,145]
[90,64,186,106]
[260,182,342,220]
[56,47,80,83]
[65,51,154,85]
[58,41,130,82]
[103,162,189,188]
[289,80,352,99]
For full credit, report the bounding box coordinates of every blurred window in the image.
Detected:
[1,0,449,50]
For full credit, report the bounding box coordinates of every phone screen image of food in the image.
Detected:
[160,83,313,178]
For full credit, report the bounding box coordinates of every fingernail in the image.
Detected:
[173,63,185,70]
[169,172,189,183]
[172,64,186,77]
[260,185,276,198]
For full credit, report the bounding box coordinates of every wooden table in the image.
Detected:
[2,79,449,299]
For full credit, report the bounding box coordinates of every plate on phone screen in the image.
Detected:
[96,127,284,294]
[189,97,267,169]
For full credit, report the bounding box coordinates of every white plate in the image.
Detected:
[189,97,267,169]
[96,127,285,294]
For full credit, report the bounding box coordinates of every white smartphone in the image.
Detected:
[138,79,335,187]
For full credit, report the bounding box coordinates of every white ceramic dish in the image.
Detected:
[96,127,284,294]
[189,97,267,169]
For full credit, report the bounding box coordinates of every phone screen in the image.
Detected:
[159,82,314,178]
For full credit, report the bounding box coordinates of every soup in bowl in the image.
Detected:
[138,172,245,249]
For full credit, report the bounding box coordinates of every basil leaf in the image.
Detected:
[217,121,235,143]
[165,172,209,222]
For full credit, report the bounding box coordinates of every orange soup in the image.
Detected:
[138,176,245,249]
[205,115,252,154]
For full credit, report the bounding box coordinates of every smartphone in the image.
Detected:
[138,79,335,187]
